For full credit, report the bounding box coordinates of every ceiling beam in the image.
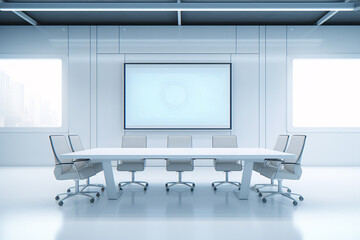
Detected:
[316,0,351,26]
[0,0,38,25]
[12,11,38,25]
[0,2,355,12]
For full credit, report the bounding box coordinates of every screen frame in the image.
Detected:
[123,62,232,130]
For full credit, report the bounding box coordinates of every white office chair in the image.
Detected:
[252,134,289,192]
[212,135,242,191]
[165,136,195,192]
[117,135,149,191]
[49,135,100,206]
[258,135,307,206]
[68,135,105,193]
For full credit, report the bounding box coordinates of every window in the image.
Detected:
[0,58,63,128]
[289,56,360,131]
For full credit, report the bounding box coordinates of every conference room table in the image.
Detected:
[60,148,296,200]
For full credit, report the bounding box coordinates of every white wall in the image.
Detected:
[0,25,359,166]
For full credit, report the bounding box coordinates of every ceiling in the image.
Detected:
[0,0,360,25]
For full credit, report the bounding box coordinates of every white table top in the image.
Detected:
[60,148,295,162]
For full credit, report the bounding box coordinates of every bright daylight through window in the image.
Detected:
[292,58,360,128]
[0,58,62,128]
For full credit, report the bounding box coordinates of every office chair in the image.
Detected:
[211,135,242,191]
[252,135,290,192]
[165,136,195,192]
[258,135,307,206]
[68,135,105,193]
[49,135,100,206]
[117,135,149,191]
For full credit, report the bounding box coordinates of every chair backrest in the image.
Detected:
[167,136,192,148]
[284,135,307,174]
[212,135,238,148]
[68,135,84,152]
[273,135,289,152]
[121,135,147,148]
[49,135,73,172]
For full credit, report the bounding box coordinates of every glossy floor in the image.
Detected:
[0,167,359,240]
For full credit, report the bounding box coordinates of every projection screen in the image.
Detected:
[124,63,231,129]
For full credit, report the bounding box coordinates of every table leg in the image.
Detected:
[101,161,120,200]
[234,161,254,200]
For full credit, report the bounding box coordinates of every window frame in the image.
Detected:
[287,54,360,133]
[0,54,68,133]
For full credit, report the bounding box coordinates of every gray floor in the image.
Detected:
[0,166,359,240]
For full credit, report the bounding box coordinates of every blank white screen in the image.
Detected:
[292,58,360,128]
[125,64,231,129]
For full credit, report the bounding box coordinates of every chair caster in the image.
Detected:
[256,189,259,193]
[146,183,149,187]
[299,196,304,201]
[287,189,291,193]
[144,187,147,191]
[262,198,267,203]
[238,187,241,190]
[67,189,71,193]
[165,183,168,187]
[101,187,105,192]
[213,187,217,191]
[90,198,95,203]
[190,188,194,192]
[293,201,298,206]
[258,193,262,197]
[166,188,169,192]
[58,201,63,206]
[192,183,195,187]
[211,183,214,187]
[118,183,121,187]
[96,192,100,197]
[55,196,60,201]
[119,187,123,190]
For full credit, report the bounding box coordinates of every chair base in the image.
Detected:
[56,180,100,206]
[118,171,149,191]
[258,180,303,206]
[166,171,195,192]
[252,179,291,193]
[212,171,241,191]
[67,178,105,193]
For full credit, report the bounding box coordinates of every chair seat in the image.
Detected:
[260,166,300,180]
[54,165,97,181]
[92,162,103,173]
[166,162,194,171]
[214,162,242,171]
[117,162,144,171]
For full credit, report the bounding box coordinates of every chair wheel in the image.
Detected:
[58,201,63,206]
[67,189,71,193]
[165,183,168,187]
[119,187,123,190]
[96,193,100,197]
[192,183,195,187]
[293,201,298,206]
[146,183,149,187]
[213,187,217,191]
[262,198,267,203]
[101,187,105,192]
[238,187,241,190]
[190,188,194,192]
[256,189,259,193]
[166,188,169,192]
[55,196,60,201]
[287,189,291,193]
[144,187,147,191]
[299,196,304,201]
[90,198,95,203]
[258,193,262,197]
[211,183,214,187]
